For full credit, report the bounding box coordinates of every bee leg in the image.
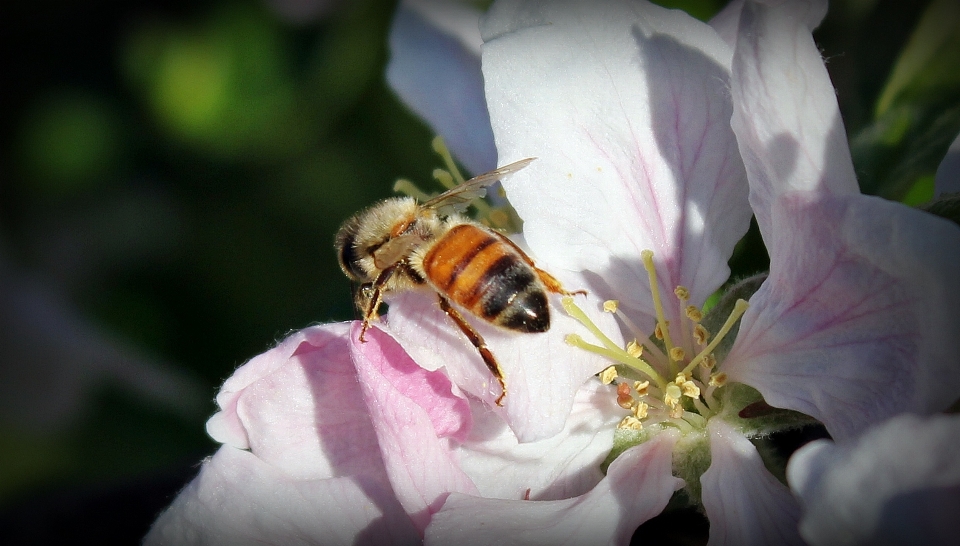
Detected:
[437,295,507,406]
[490,231,586,297]
[359,265,398,342]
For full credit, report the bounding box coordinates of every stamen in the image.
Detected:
[619,416,643,430]
[708,372,727,387]
[562,298,622,354]
[685,305,703,322]
[603,300,619,313]
[693,324,710,345]
[616,382,634,409]
[670,347,686,362]
[682,299,749,376]
[700,353,717,370]
[599,366,618,385]
[565,334,664,388]
[626,340,643,358]
[634,401,649,419]
[641,250,677,372]
[674,286,690,301]
[664,384,682,408]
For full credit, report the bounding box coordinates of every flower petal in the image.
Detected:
[144,446,420,546]
[456,380,624,501]
[385,288,620,443]
[935,128,960,196]
[787,413,960,546]
[350,324,478,531]
[424,429,682,546]
[730,0,859,245]
[701,419,803,546]
[386,0,496,174]
[724,192,960,441]
[481,0,750,325]
[206,323,383,481]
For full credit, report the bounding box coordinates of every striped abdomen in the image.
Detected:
[422,223,550,333]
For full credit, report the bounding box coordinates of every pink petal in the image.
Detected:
[456,380,624,501]
[386,0,496,174]
[788,414,960,546]
[350,324,478,531]
[424,429,682,546]
[701,419,803,546]
[729,0,859,245]
[481,0,750,327]
[385,288,619,443]
[144,446,419,546]
[724,192,960,441]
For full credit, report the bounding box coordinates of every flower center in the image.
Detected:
[565,250,748,434]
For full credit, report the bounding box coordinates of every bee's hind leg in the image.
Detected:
[437,295,507,406]
[359,265,398,342]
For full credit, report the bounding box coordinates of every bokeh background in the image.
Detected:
[0,0,957,543]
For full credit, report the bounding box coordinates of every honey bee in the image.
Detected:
[334,158,584,406]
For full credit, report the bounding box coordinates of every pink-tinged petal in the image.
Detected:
[350,324,478,531]
[788,414,960,546]
[709,0,744,49]
[724,192,960,441]
[701,419,803,546]
[424,429,682,546]
[206,322,352,452]
[144,446,420,546]
[385,289,620,443]
[481,0,750,327]
[935,129,960,196]
[730,0,858,245]
[208,323,387,480]
[457,380,624,501]
[386,0,496,175]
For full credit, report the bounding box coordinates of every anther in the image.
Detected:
[599,366,618,385]
[700,353,717,369]
[694,324,710,345]
[616,382,634,409]
[634,401,649,419]
[603,300,619,313]
[619,416,643,430]
[626,340,643,358]
[709,372,727,387]
[670,347,686,361]
[685,305,703,322]
[674,286,690,301]
[633,380,650,396]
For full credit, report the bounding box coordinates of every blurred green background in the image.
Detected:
[0,0,957,543]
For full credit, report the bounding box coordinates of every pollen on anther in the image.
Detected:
[633,380,650,396]
[664,384,682,407]
[603,300,619,313]
[634,401,649,419]
[700,353,717,369]
[685,305,703,322]
[626,340,643,358]
[619,416,643,430]
[674,286,690,301]
[599,366,618,384]
[654,324,664,340]
[670,347,686,361]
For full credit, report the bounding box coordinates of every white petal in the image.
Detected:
[481,0,750,326]
[456,380,624,501]
[385,289,619,443]
[701,419,803,546]
[788,413,960,546]
[709,0,744,49]
[386,0,496,174]
[144,446,420,546]
[424,429,682,546]
[935,128,960,196]
[724,192,960,441]
[730,0,859,246]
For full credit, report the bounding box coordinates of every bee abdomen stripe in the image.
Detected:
[477,257,535,318]
[424,225,497,290]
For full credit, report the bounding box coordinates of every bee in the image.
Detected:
[334,158,584,406]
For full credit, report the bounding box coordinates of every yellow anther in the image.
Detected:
[664,384,682,407]
[709,372,728,387]
[682,299,749,376]
[674,372,691,383]
[680,380,701,398]
[694,324,710,345]
[633,380,650,396]
[626,339,644,358]
[670,347,686,361]
[685,305,703,322]
[599,366,618,385]
[654,324,664,340]
[618,416,643,430]
[674,286,690,301]
[634,401,649,419]
[603,300,619,313]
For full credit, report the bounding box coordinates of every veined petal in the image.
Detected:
[144,446,420,546]
[456,380,623,501]
[788,414,960,546]
[350,324,478,531]
[701,419,803,546]
[730,0,859,246]
[424,429,682,546]
[385,289,620,443]
[935,129,960,196]
[724,192,960,441]
[386,0,496,174]
[481,0,750,327]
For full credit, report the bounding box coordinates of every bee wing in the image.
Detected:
[424,157,536,215]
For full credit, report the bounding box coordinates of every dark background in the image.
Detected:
[0,0,956,543]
